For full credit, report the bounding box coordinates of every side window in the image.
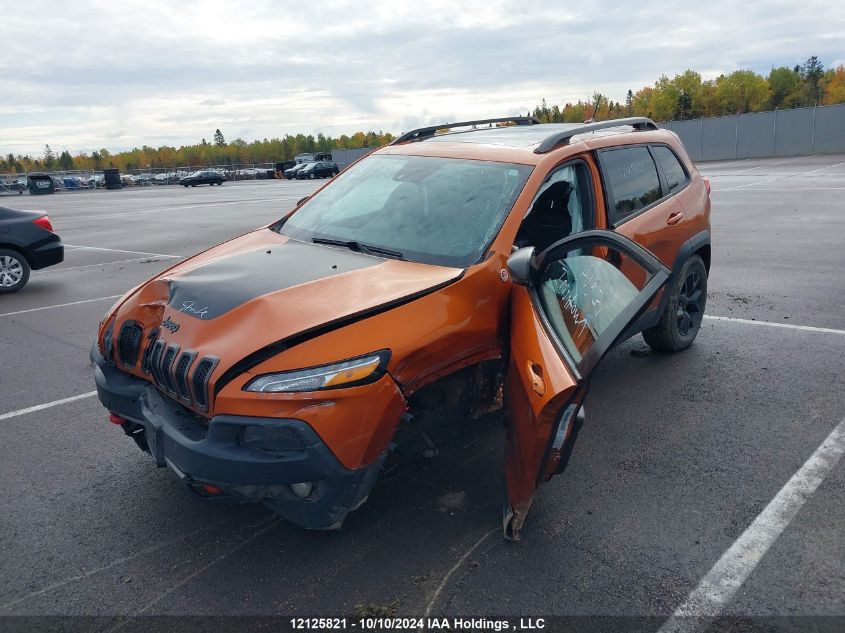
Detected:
[652,145,689,194]
[515,161,594,253]
[537,244,646,366]
[600,147,662,225]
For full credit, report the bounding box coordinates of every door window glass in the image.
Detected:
[652,145,689,194]
[601,147,662,223]
[536,246,650,364]
[515,162,592,253]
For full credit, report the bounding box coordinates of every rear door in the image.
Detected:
[597,144,686,268]
[504,230,670,539]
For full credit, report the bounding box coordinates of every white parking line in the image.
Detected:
[716,161,845,191]
[717,187,845,192]
[699,156,817,176]
[658,415,845,633]
[704,315,845,336]
[0,295,121,318]
[77,197,286,221]
[716,179,781,192]
[64,244,181,258]
[35,255,183,274]
[0,391,97,421]
[794,160,845,175]
[423,527,498,621]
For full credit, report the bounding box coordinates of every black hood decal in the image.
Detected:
[167,240,380,320]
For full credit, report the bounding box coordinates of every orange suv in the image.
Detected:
[93,117,711,539]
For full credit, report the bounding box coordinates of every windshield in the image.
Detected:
[278,154,532,267]
[190,170,203,177]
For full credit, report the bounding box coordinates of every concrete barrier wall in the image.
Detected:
[661,104,845,161]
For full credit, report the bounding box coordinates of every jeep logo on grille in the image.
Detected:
[161,316,180,333]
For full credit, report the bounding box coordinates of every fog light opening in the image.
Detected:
[290,482,313,499]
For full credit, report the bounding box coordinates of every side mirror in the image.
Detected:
[506,246,536,286]
[297,196,309,206]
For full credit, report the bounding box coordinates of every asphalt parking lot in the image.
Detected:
[1,156,843,629]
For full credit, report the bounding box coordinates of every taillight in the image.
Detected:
[703,177,711,196]
[33,215,53,232]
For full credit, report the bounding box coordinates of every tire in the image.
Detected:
[0,248,31,294]
[642,255,707,352]
[217,180,223,185]
[191,183,197,187]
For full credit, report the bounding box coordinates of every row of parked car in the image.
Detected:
[1,162,342,195]
[282,161,340,180]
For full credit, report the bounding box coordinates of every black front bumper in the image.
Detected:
[92,345,385,530]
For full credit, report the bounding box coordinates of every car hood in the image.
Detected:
[112,229,463,385]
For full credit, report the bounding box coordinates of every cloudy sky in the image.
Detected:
[2,0,843,155]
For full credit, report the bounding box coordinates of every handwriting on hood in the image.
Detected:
[179,301,209,319]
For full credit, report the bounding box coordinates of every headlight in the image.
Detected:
[243,350,390,393]
[100,316,116,358]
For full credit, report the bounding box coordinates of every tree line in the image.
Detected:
[2,130,395,174]
[530,56,844,124]
[2,56,843,174]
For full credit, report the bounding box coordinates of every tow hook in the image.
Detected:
[109,413,149,453]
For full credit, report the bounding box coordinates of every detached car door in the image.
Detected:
[504,229,670,540]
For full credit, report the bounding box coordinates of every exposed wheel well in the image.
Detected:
[406,359,504,419]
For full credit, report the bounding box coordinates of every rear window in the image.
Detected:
[600,147,662,224]
[652,145,689,194]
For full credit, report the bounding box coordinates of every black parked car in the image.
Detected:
[0,206,64,293]
[179,170,224,187]
[283,163,314,179]
[296,161,339,179]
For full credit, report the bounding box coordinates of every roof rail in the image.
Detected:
[390,116,541,145]
[534,117,658,153]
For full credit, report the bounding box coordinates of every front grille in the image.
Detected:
[174,352,196,401]
[117,321,143,367]
[141,331,217,411]
[192,357,217,410]
[140,328,159,374]
[148,339,166,385]
[160,345,179,393]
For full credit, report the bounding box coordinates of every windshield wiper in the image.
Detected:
[312,237,405,260]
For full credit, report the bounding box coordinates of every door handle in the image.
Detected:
[667,211,685,225]
[526,361,546,396]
